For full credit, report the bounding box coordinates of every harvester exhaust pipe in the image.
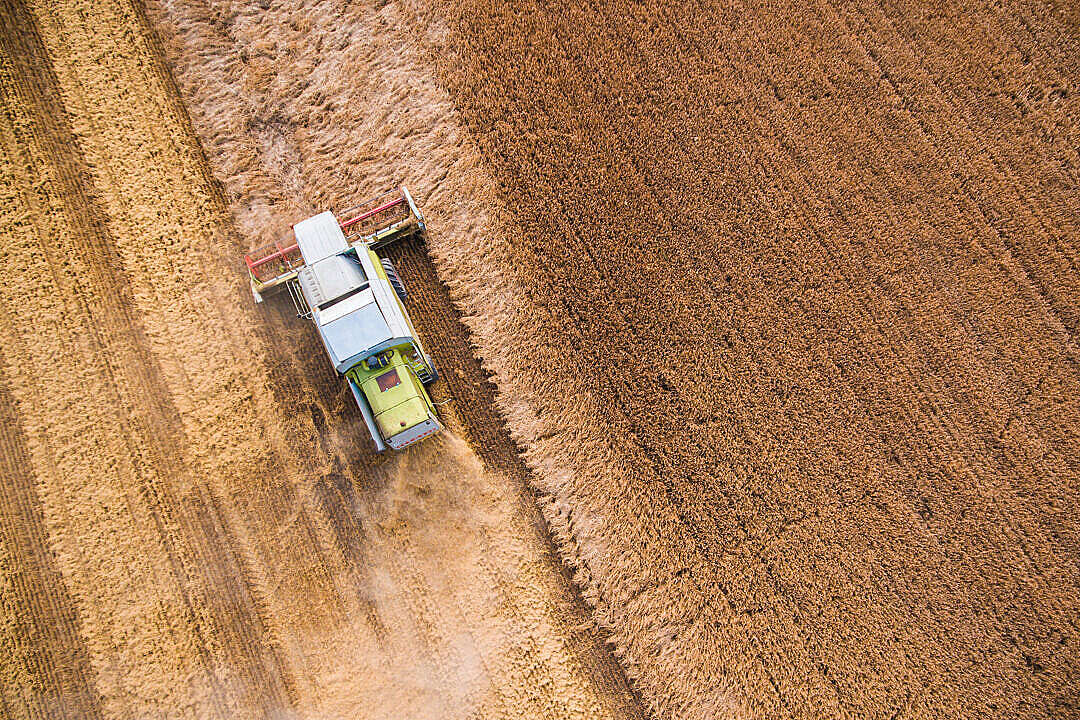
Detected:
[348,378,387,453]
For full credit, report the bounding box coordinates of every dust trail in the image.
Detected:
[292,431,604,720]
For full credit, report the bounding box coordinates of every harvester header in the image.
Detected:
[243,187,440,453]
[244,187,424,303]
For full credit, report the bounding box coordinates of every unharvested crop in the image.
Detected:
[410,1,1080,718]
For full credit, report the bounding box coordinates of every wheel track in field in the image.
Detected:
[0,345,103,720]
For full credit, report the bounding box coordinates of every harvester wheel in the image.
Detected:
[381,258,408,301]
[418,355,439,385]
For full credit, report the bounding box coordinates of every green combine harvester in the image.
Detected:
[243,188,441,452]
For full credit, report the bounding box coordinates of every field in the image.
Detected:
[414,1,1080,717]
[1,0,1078,718]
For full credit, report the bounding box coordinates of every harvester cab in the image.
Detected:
[243,188,441,452]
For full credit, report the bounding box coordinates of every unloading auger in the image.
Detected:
[243,188,441,452]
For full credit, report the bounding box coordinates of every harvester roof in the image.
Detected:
[294,211,349,264]
[316,290,393,370]
[292,211,415,373]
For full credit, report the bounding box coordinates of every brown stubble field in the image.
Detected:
[404,0,1080,717]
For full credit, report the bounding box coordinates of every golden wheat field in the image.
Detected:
[1,0,1078,718]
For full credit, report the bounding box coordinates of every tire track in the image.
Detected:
[0,342,103,720]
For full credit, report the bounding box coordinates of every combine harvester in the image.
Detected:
[244,188,441,452]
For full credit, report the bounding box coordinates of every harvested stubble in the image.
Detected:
[400,0,1080,718]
